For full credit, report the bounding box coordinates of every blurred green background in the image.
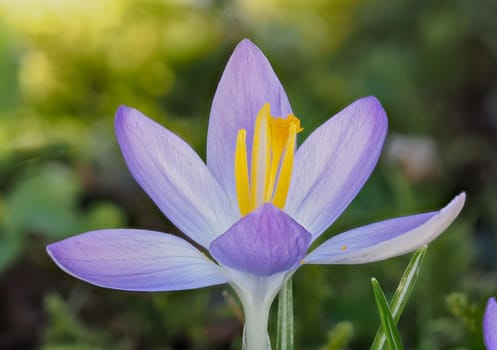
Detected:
[0,0,495,349]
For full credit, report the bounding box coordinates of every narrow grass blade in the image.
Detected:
[276,278,293,350]
[371,278,405,350]
[370,246,427,350]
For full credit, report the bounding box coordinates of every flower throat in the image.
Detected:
[234,103,302,216]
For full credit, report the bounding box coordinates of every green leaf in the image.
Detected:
[276,278,293,350]
[370,246,427,350]
[371,278,405,350]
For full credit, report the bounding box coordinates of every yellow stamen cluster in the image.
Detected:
[234,103,302,216]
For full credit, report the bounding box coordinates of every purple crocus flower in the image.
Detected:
[47,39,465,350]
[484,297,497,350]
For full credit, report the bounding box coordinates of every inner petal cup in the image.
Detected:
[209,204,312,276]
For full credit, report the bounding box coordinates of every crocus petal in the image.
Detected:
[207,39,293,204]
[484,297,497,350]
[209,204,311,276]
[115,106,238,248]
[305,193,465,264]
[285,96,388,239]
[47,229,229,291]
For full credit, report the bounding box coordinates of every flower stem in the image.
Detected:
[242,296,272,350]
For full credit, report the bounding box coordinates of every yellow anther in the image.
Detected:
[272,122,297,208]
[264,114,301,202]
[341,245,348,251]
[250,104,271,209]
[234,129,251,216]
[234,103,302,215]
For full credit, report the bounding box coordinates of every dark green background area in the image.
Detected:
[0,0,495,349]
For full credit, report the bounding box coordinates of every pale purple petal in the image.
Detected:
[47,229,228,291]
[115,106,238,248]
[484,297,497,350]
[209,204,311,276]
[285,96,388,239]
[207,39,293,204]
[305,193,465,264]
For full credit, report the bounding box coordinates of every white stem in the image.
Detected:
[242,295,272,350]
[223,268,290,350]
